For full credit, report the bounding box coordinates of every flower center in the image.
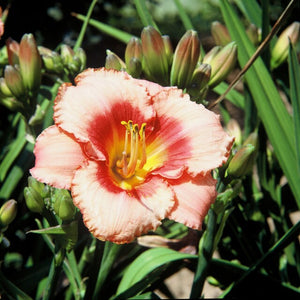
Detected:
[115,120,147,179]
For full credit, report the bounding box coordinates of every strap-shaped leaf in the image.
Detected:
[116,247,196,296]
[220,0,300,207]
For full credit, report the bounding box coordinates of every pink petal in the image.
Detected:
[149,88,234,177]
[167,173,217,230]
[30,125,86,189]
[71,161,175,244]
[54,68,155,148]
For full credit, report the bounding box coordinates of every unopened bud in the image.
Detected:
[4,65,26,98]
[105,50,126,71]
[19,33,42,93]
[38,46,64,73]
[74,48,86,72]
[125,37,143,66]
[0,77,13,97]
[211,21,231,46]
[6,38,20,65]
[227,132,258,178]
[60,44,74,65]
[0,200,17,229]
[246,24,260,46]
[162,35,173,66]
[24,187,45,214]
[187,63,211,99]
[170,30,200,89]
[53,189,76,221]
[204,42,237,88]
[226,119,242,146]
[202,46,221,65]
[271,22,300,69]
[141,26,169,85]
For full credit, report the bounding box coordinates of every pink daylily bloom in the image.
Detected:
[30,68,233,244]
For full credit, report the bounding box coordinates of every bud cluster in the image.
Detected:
[104,26,238,103]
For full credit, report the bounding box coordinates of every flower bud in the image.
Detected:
[141,26,169,85]
[74,47,86,72]
[125,37,143,67]
[19,33,42,93]
[246,24,260,46]
[24,186,45,214]
[211,21,231,46]
[53,189,76,221]
[271,21,300,69]
[28,176,49,198]
[0,96,24,111]
[162,35,173,66]
[0,200,17,229]
[226,119,242,146]
[38,46,64,73]
[105,49,126,71]
[170,30,200,89]
[227,132,258,178]
[6,37,20,65]
[204,42,237,88]
[4,65,26,98]
[60,44,74,66]
[202,46,221,65]
[0,77,13,97]
[187,63,211,99]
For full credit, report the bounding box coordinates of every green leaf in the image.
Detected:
[116,247,196,296]
[234,0,262,28]
[288,41,300,174]
[219,0,300,207]
[134,0,160,31]
[172,0,194,30]
[73,13,135,44]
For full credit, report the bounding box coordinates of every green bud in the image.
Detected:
[0,77,14,97]
[105,49,126,71]
[187,63,211,99]
[0,96,24,111]
[38,46,64,73]
[202,46,221,65]
[19,33,42,93]
[162,35,173,66]
[74,48,86,72]
[271,21,300,69]
[0,200,18,229]
[60,44,74,66]
[211,21,231,46]
[53,189,76,221]
[227,132,258,178]
[170,30,200,89]
[226,119,242,146]
[141,26,169,85]
[6,37,20,65]
[24,186,45,214]
[204,42,237,88]
[4,65,26,98]
[127,57,142,78]
[28,176,49,198]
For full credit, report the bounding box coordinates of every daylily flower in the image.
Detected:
[30,68,233,244]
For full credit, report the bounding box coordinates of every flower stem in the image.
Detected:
[190,208,217,298]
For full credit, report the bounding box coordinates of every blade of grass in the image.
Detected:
[288,42,300,174]
[73,0,98,50]
[133,0,160,31]
[172,0,194,30]
[218,0,300,207]
[72,13,135,44]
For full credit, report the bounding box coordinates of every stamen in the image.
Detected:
[117,120,147,178]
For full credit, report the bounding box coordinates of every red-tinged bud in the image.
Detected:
[6,37,20,65]
[141,26,169,85]
[246,24,260,46]
[187,63,211,99]
[105,49,126,71]
[19,33,42,93]
[170,30,200,89]
[0,200,17,229]
[211,21,231,46]
[271,22,300,69]
[125,37,143,67]
[4,65,26,98]
[204,42,237,88]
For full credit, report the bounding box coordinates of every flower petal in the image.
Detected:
[167,173,217,230]
[54,68,155,147]
[71,161,175,244]
[30,125,86,189]
[149,88,233,177]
